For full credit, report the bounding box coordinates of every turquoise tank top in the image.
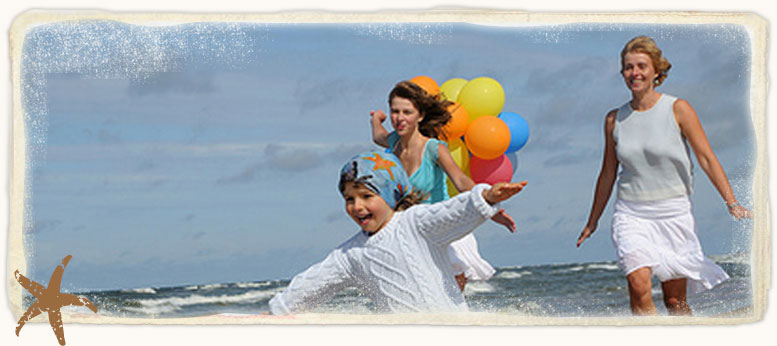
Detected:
[388,132,450,203]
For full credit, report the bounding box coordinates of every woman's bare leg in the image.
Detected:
[627,267,657,315]
[661,278,691,316]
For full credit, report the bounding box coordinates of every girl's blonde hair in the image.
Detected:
[620,36,672,87]
[388,81,454,140]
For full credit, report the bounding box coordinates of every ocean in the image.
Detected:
[46,253,751,319]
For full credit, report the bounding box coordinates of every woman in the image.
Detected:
[370,81,515,291]
[576,36,751,315]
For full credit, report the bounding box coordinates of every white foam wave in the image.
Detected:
[121,287,157,294]
[553,266,585,274]
[464,282,496,294]
[710,252,750,265]
[133,288,282,313]
[235,281,273,289]
[495,270,532,279]
[585,263,620,271]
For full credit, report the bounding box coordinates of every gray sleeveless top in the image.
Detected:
[613,94,694,201]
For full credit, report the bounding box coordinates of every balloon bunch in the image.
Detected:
[409,75,530,196]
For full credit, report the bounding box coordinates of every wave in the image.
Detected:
[710,252,750,265]
[552,265,585,274]
[235,281,274,289]
[183,283,228,291]
[585,263,620,271]
[120,287,157,294]
[464,281,496,294]
[127,288,282,314]
[494,270,532,279]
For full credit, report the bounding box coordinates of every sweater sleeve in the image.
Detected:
[409,183,500,246]
[268,247,354,315]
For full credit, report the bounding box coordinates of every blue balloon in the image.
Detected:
[498,112,530,153]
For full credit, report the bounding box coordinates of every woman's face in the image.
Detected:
[343,182,394,234]
[390,96,422,137]
[622,52,659,93]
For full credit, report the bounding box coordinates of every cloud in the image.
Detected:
[216,142,372,185]
[264,144,324,171]
[127,71,218,97]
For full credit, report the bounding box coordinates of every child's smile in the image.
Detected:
[343,182,394,233]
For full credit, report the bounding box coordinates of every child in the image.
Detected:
[370,80,515,290]
[268,151,526,314]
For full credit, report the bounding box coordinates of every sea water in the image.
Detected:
[43,253,751,318]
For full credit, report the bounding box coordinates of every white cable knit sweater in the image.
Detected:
[269,184,500,314]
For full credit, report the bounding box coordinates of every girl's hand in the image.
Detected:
[577,225,595,248]
[483,181,527,205]
[491,209,516,233]
[729,204,752,220]
[370,110,387,124]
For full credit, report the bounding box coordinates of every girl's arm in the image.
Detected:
[674,99,751,219]
[411,182,526,246]
[268,247,354,315]
[437,143,517,232]
[371,110,391,148]
[577,110,619,247]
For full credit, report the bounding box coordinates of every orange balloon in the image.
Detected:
[464,116,511,160]
[409,75,440,96]
[442,102,469,140]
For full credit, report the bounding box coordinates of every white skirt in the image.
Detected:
[611,196,729,294]
[447,233,496,281]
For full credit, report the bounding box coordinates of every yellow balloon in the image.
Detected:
[457,77,505,122]
[440,78,468,101]
[447,137,470,171]
[445,137,470,197]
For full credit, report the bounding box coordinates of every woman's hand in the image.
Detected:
[577,225,596,248]
[728,204,753,220]
[483,181,527,205]
[491,210,516,233]
[370,110,387,125]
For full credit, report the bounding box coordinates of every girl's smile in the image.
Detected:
[343,182,394,233]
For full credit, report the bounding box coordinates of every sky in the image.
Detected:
[17,19,756,292]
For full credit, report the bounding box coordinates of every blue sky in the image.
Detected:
[21,21,755,291]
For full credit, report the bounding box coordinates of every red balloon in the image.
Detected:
[469,154,513,185]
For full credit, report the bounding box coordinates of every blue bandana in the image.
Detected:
[338,151,411,210]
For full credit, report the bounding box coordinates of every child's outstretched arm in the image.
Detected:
[483,181,528,205]
[370,110,391,148]
[411,182,527,246]
[268,248,354,315]
[437,144,518,232]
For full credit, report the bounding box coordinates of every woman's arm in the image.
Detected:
[577,110,619,247]
[674,99,750,219]
[370,110,391,148]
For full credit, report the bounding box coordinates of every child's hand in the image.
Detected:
[370,110,387,125]
[491,210,516,233]
[483,181,527,205]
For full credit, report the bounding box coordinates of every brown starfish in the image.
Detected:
[15,255,98,345]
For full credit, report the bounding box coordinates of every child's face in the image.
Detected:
[342,182,394,233]
[390,96,422,137]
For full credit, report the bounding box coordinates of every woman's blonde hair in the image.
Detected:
[621,36,672,87]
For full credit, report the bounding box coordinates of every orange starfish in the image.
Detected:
[363,153,396,180]
[15,255,97,345]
